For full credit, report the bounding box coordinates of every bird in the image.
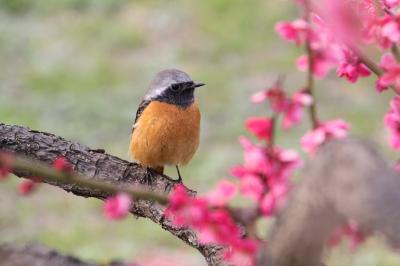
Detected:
[129,69,204,183]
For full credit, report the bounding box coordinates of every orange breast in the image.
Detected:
[129,101,200,168]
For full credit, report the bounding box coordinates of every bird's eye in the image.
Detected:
[170,84,180,92]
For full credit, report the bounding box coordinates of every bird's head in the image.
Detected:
[144,69,205,107]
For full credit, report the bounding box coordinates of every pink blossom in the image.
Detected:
[18,180,37,196]
[103,193,132,220]
[382,20,400,43]
[377,53,400,93]
[251,90,268,104]
[166,185,208,227]
[251,84,288,111]
[239,174,264,202]
[246,117,273,141]
[238,137,270,176]
[363,15,393,49]
[0,167,8,180]
[275,19,309,45]
[336,48,371,83]
[0,152,12,181]
[53,156,73,174]
[337,62,371,83]
[260,180,289,216]
[206,180,237,207]
[385,0,400,8]
[223,239,258,266]
[297,53,336,78]
[328,221,369,251]
[384,96,400,149]
[165,185,258,264]
[282,90,313,129]
[301,119,350,154]
[266,86,288,112]
[292,90,313,106]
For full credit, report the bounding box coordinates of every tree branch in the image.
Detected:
[0,123,224,266]
[0,243,125,266]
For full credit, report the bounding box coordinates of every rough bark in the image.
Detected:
[263,138,400,266]
[0,243,127,266]
[0,123,224,266]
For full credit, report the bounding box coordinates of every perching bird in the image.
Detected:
[129,69,204,182]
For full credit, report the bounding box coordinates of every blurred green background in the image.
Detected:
[0,0,399,265]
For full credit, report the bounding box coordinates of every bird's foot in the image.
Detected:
[141,167,156,186]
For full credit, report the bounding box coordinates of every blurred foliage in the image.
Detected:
[0,0,399,265]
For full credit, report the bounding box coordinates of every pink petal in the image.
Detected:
[246,117,273,141]
[251,90,268,104]
[206,180,237,207]
[103,193,132,220]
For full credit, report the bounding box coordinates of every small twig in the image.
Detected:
[2,155,169,204]
[391,45,400,62]
[373,0,385,16]
[304,0,319,129]
[269,115,277,150]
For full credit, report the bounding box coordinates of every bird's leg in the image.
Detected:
[175,165,183,183]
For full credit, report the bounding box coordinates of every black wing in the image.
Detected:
[131,99,150,133]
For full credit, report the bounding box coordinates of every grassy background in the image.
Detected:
[0,0,399,265]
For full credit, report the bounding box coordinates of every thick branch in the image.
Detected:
[0,123,224,266]
[0,243,124,266]
[264,138,400,266]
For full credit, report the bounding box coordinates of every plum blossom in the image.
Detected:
[103,193,132,220]
[53,156,73,173]
[18,179,37,196]
[238,174,264,202]
[336,49,371,83]
[260,180,290,216]
[282,90,313,129]
[236,137,271,176]
[377,53,400,93]
[230,136,301,216]
[165,185,258,265]
[363,15,394,49]
[384,96,400,149]
[301,119,350,154]
[297,52,337,78]
[275,19,309,45]
[385,0,400,8]
[0,153,12,180]
[251,83,287,112]
[206,180,237,207]
[382,19,400,43]
[252,85,312,129]
[246,117,273,141]
[337,61,371,83]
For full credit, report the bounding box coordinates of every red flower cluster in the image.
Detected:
[251,84,313,131]
[231,137,301,216]
[165,184,258,266]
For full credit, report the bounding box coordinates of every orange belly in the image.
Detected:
[129,101,200,169]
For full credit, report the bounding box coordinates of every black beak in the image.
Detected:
[192,82,205,88]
